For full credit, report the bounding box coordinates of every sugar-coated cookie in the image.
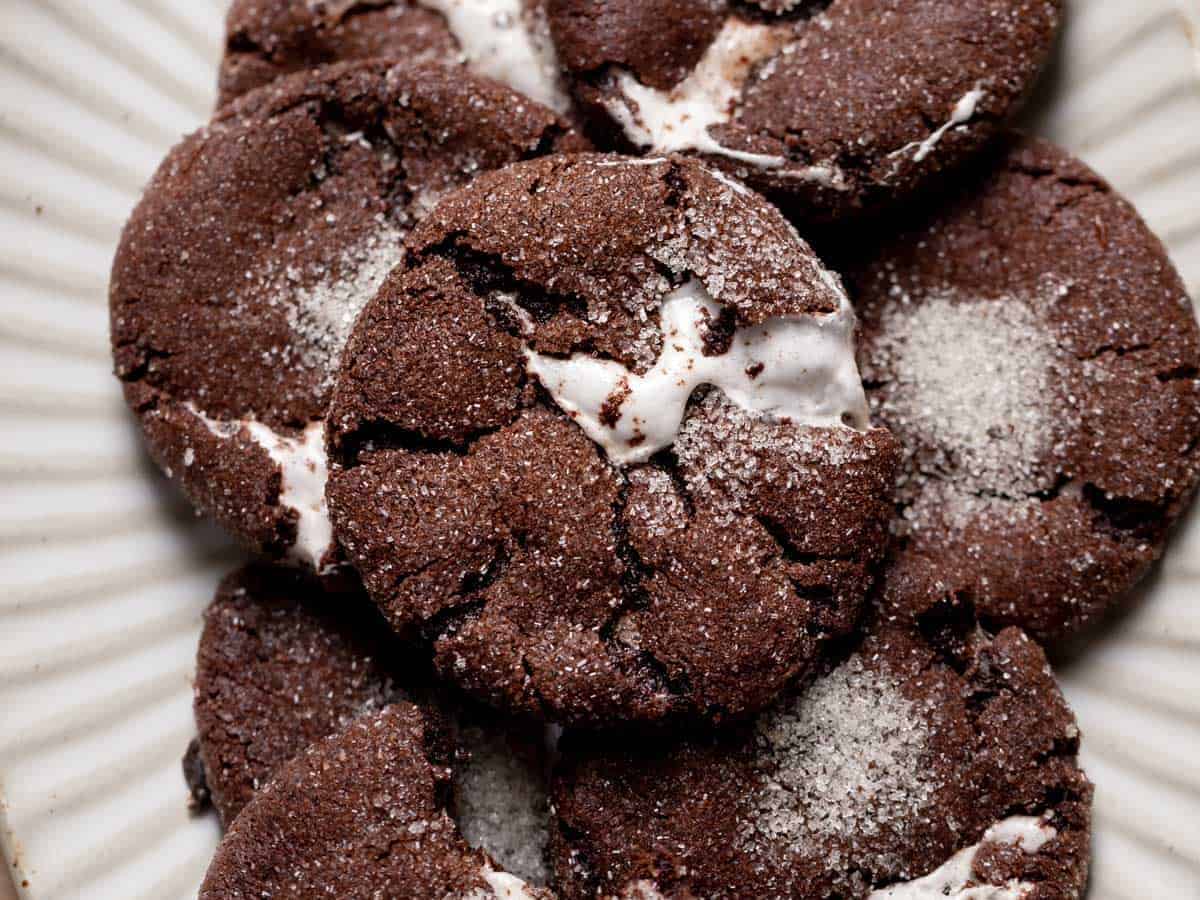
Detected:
[851,136,1200,640]
[546,0,1060,220]
[199,704,553,899]
[220,0,573,114]
[326,153,899,726]
[193,565,553,885]
[193,565,410,826]
[110,61,585,575]
[551,617,1092,899]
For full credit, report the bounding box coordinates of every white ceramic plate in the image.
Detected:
[1,2,1198,898]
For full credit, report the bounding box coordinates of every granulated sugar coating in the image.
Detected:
[873,291,1068,500]
[851,135,1200,640]
[456,725,552,885]
[746,657,935,873]
[546,0,1061,220]
[192,565,411,827]
[284,225,408,386]
[327,153,900,727]
[219,0,573,115]
[218,0,457,106]
[110,60,583,572]
[192,564,554,888]
[199,704,554,899]
[677,391,884,527]
[551,622,1093,899]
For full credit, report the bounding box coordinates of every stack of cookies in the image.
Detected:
[108,2,1200,898]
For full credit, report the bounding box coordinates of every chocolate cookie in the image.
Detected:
[220,0,573,115]
[545,0,1060,220]
[193,564,410,826]
[199,703,553,899]
[193,565,553,885]
[110,61,585,575]
[850,136,1200,641]
[325,153,899,726]
[550,616,1092,899]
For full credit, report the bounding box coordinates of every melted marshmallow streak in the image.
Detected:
[890,88,987,163]
[868,816,1057,900]
[525,279,868,465]
[476,865,541,900]
[605,19,787,166]
[188,405,333,570]
[243,421,332,571]
[420,0,571,113]
[604,18,843,186]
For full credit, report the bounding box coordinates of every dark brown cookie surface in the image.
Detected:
[326,153,899,727]
[193,564,553,884]
[850,136,1200,641]
[550,616,1092,899]
[110,61,585,575]
[546,0,1060,220]
[220,0,573,115]
[193,564,410,827]
[199,703,553,899]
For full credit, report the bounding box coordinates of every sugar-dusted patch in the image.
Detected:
[872,287,1073,502]
[676,390,873,525]
[284,225,407,384]
[742,655,936,873]
[455,725,551,887]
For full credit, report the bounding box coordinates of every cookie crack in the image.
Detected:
[224,29,268,59]
[1006,160,1109,196]
[600,478,653,646]
[1071,341,1153,363]
[518,654,557,721]
[522,120,570,162]
[1080,482,1171,540]
[332,417,514,468]
[652,448,698,519]
[1157,363,1200,383]
[729,0,834,24]
[419,234,591,326]
[113,340,174,387]
[754,513,832,566]
[315,0,395,28]
[600,477,696,705]
[901,464,1072,510]
[420,597,488,645]
[458,540,513,598]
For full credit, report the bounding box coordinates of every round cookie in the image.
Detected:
[545,0,1060,221]
[325,153,900,727]
[193,564,410,827]
[199,703,552,899]
[850,135,1200,641]
[110,61,585,575]
[220,0,573,115]
[193,565,553,886]
[549,616,1093,899]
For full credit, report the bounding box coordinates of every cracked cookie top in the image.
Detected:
[850,135,1200,640]
[325,154,899,727]
[109,61,584,575]
[193,564,554,885]
[549,615,1092,899]
[545,0,1060,221]
[219,0,573,115]
[199,702,553,900]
